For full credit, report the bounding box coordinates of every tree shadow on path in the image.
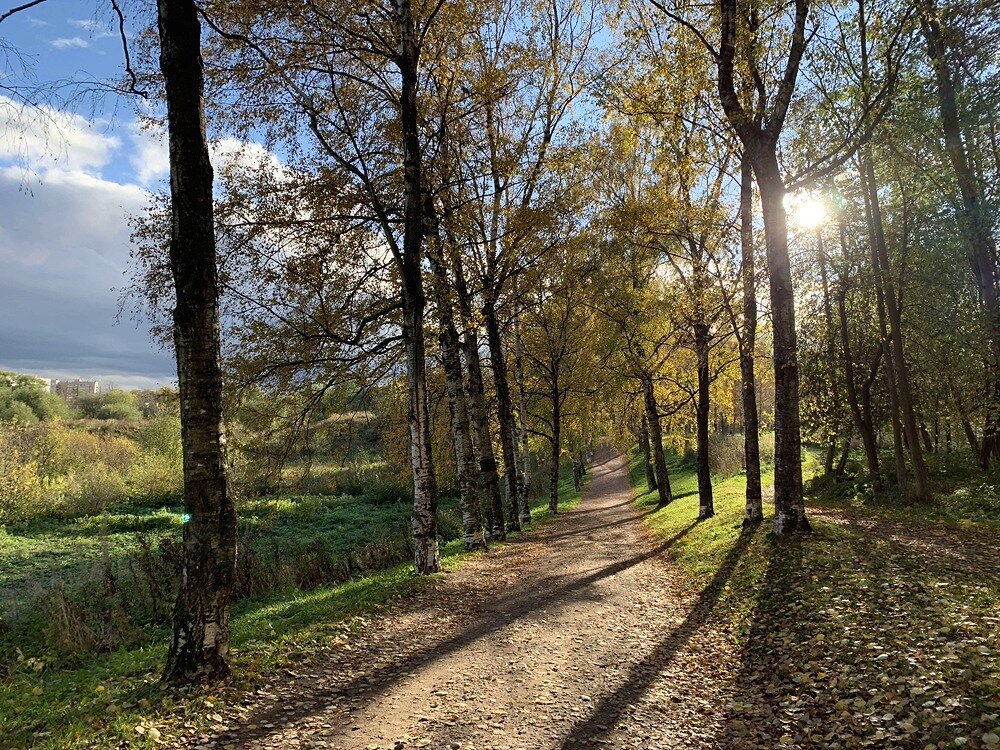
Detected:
[201,510,699,746]
[558,524,761,749]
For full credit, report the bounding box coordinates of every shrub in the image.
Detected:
[0,451,45,523]
[128,452,183,505]
[28,531,182,661]
[129,417,183,504]
[0,425,57,523]
[662,430,777,479]
[707,433,746,478]
[0,372,67,422]
[1,400,39,425]
[76,390,143,421]
[135,415,182,458]
[287,460,406,501]
[64,464,130,516]
[41,424,141,477]
[40,580,140,658]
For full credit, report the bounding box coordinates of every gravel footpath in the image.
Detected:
[183,448,737,750]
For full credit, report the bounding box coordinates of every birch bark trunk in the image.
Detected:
[738,154,763,524]
[642,374,673,508]
[158,0,237,684]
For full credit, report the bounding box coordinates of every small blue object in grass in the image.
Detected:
[181,513,191,524]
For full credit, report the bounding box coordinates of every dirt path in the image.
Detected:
[185,449,736,750]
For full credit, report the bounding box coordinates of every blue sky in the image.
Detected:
[0,0,177,390]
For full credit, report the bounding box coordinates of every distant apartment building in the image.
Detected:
[51,379,100,403]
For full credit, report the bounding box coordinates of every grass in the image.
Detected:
[0,507,182,620]
[628,447,1000,747]
[0,461,583,749]
[0,495,455,674]
[807,448,1000,531]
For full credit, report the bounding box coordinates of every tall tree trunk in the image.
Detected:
[639,412,658,492]
[549,376,561,514]
[863,178,911,499]
[441,323,486,551]
[395,0,439,573]
[694,320,714,520]
[861,154,930,502]
[753,151,809,534]
[823,443,837,477]
[919,0,1000,470]
[818,233,843,477]
[461,328,505,541]
[158,0,237,684]
[835,433,852,477]
[949,380,980,456]
[919,421,933,454]
[483,304,521,532]
[835,244,883,490]
[641,373,673,507]
[514,309,532,524]
[859,350,882,474]
[401,279,439,573]
[738,154,763,524]
[718,0,809,534]
[450,259,505,540]
[426,223,485,551]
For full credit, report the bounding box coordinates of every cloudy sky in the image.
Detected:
[1,0,207,390]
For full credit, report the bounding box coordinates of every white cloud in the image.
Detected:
[131,128,287,187]
[68,18,115,40]
[0,165,149,264]
[0,96,119,173]
[0,100,173,381]
[211,137,288,181]
[0,101,284,384]
[68,19,100,31]
[130,126,170,186]
[0,165,172,381]
[51,36,89,49]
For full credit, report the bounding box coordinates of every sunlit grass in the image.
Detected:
[628,446,1000,746]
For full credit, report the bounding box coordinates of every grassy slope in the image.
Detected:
[807,449,1000,532]
[629,449,1000,747]
[1,468,583,749]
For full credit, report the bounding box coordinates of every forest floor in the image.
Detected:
[177,446,737,750]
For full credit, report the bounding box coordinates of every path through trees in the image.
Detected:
[181,448,740,749]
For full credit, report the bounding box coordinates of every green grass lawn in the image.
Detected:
[628,448,1000,747]
[0,464,583,749]
[0,490,458,668]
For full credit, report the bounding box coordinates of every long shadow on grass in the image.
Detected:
[200,516,697,746]
[557,524,760,749]
[708,520,996,748]
[702,530,803,748]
